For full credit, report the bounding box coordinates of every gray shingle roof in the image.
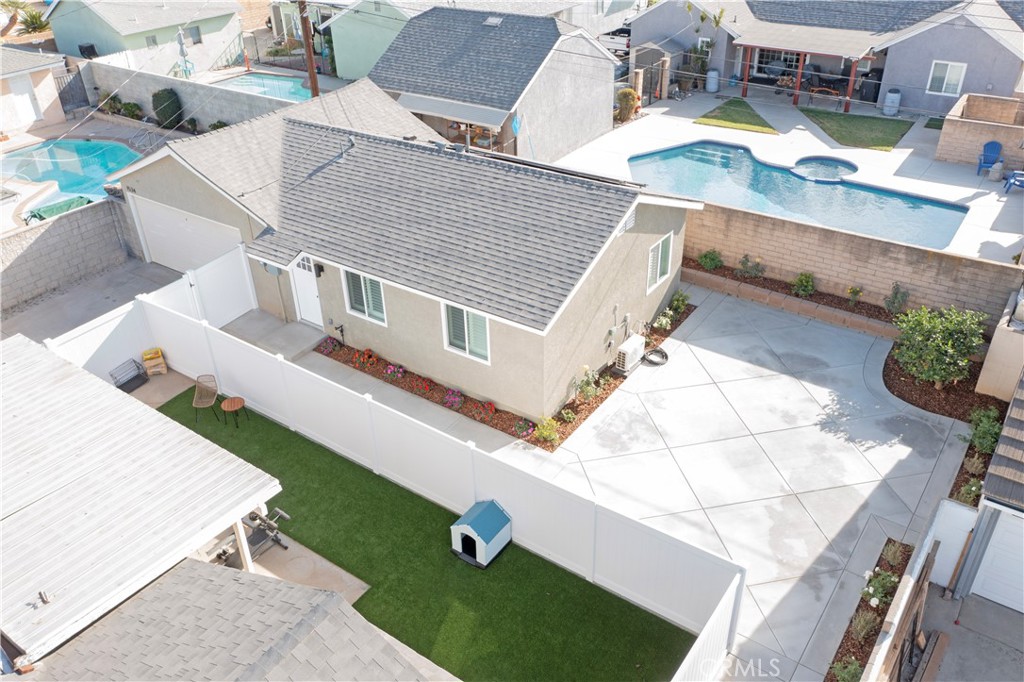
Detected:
[997,0,1024,29]
[48,0,240,36]
[985,372,1024,509]
[32,559,425,681]
[369,7,573,112]
[246,120,640,330]
[745,0,960,32]
[166,79,439,226]
[0,46,64,78]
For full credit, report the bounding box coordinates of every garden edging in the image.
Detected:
[682,268,899,339]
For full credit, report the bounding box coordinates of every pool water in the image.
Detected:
[629,142,967,249]
[2,139,141,206]
[217,73,311,102]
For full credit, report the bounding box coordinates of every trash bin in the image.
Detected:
[989,161,1004,182]
[706,69,720,93]
[882,88,901,116]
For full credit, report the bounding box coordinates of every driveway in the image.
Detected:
[555,285,968,680]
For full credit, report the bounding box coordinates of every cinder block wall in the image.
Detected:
[683,204,1023,329]
[936,94,1024,168]
[1,200,136,311]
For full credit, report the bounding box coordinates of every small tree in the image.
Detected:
[151,88,183,129]
[892,306,987,389]
[615,88,639,124]
[14,7,48,35]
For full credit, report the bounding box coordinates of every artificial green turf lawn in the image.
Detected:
[924,117,945,130]
[799,108,914,151]
[695,98,779,135]
[160,391,694,681]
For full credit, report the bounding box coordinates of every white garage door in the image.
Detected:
[973,510,1024,613]
[131,195,242,272]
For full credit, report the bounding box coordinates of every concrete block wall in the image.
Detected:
[81,61,287,130]
[936,94,1024,169]
[683,204,1024,329]
[1,200,134,311]
[962,94,1024,126]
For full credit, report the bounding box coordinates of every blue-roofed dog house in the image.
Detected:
[450,500,511,568]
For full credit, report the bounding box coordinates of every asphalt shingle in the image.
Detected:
[745,0,961,32]
[51,0,240,36]
[0,46,64,77]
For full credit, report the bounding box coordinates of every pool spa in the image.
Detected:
[2,138,141,209]
[629,142,968,250]
[216,73,311,102]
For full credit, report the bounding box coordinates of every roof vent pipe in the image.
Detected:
[453,143,466,153]
[433,141,447,152]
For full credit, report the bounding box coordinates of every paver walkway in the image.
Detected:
[554,285,968,680]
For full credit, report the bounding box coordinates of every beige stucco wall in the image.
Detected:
[542,203,686,416]
[250,260,297,322]
[316,262,545,418]
[0,69,65,132]
[976,289,1024,401]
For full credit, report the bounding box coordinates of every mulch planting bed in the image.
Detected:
[682,259,894,323]
[882,353,1008,424]
[826,539,914,682]
[313,305,697,453]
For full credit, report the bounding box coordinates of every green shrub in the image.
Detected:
[208,120,229,131]
[847,285,863,306]
[892,306,987,389]
[669,290,690,314]
[791,272,816,298]
[119,101,143,120]
[575,366,601,402]
[560,408,576,423]
[964,454,987,476]
[850,609,880,642]
[734,254,765,278]
[535,417,559,443]
[101,92,122,115]
[956,478,982,506]
[884,281,910,315]
[881,541,905,567]
[863,568,900,606]
[697,249,723,271]
[151,88,183,129]
[960,407,1002,454]
[184,117,198,133]
[615,88,639,123]
[652,308,674,330]
[831,657,863,682]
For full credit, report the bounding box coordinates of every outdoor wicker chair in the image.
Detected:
[192,374,221,423]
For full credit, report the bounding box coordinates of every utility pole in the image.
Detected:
[297,0,320,97]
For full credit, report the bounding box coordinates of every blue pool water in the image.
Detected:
[217,73,311,102]
[629,142,967,249]
[2,139,141,206]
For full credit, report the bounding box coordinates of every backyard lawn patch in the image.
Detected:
[800,109,913,151]
[924,117,945,130]
[695,98,778,135]
[160,391,694,681]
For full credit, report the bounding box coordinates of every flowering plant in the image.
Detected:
[469,400,497,423]
[513,418,536,438]
[315,336,343,355]
[443,388,464,410]
[352,348,377,369]
[862,567,899,606]
[383,364,405,381]
[847,286,863,306]
[410,377,432,395]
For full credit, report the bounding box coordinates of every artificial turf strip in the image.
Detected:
[160,391,695,681]
[695,98,779,135]
[799,108,914,151]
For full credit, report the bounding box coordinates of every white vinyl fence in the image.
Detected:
[45,247,745,677]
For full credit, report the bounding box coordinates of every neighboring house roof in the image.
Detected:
[322,0,584,27]
[0,46,64,78]
[745,0,959,31]
[44,0,241,36]
[368,7,575,112]
[31,559,424,681]
[985,372,1024,510]
[0,335,281,663]
[246,120,642,330]
[456,500,511,543]
[159,78,438,226]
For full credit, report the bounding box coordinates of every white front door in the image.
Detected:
[293,256,323,327]
[8,74,42,127]
[972,510,1024,613]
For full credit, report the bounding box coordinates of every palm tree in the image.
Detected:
[0,0,28,37]
[15,7,49,35]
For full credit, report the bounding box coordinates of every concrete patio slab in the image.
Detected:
[760,322,874,373]
[583,449,701,518]
[705,496,846,584]
[838,412,951,479]
[222,310,323,360]
[618,344,713,394]
[639,384,750,447]
[797,364,902,422]
[798,482,912,561]
[735,587,786,655]
[720,374,830,434]
[883,473,932,516]
[755,426,880,493]
[797,570,869,675]
[688,332,790,382]
[672,436,792,508]
[686,296,809,342]
[641,509,730,558]
[749,570,843,660]
[561,391,667,461]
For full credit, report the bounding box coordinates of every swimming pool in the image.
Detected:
[1,139,141,207]
[628,142,967,249]
[216,73,311,102]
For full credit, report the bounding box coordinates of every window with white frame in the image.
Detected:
[445,304,488,361]
[697,37,713,55]
[187,26,203,45]
[647,234,672,290]
[345,270,386,323]
[927,61,966,96]
[145,35,158,48]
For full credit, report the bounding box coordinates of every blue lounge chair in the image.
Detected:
[1004,170,1024,193]
[977,141,1003,175]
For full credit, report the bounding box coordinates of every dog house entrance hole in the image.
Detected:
[460,534,477,560]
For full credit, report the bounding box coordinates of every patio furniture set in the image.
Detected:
[977,141,1024,193]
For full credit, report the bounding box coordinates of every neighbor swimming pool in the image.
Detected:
[628,142,968,249]
[216,73,311,102]
[1,138,141,207]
